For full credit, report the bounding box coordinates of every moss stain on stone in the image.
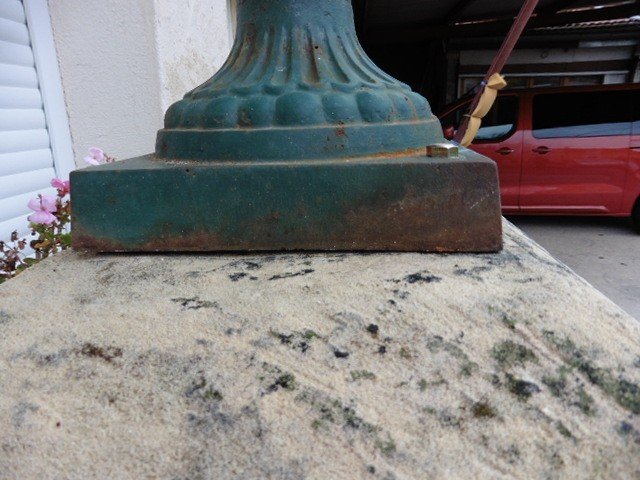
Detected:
[555,421,573,439]
[350,370,376,382]
[418,376,447,391]
[399,347,412,359]
[185,375,223,402]
[171,296,217,310]
[202,388,223,401]
[506,374,541,401]
[375,436,397,456]
[574,387,596,416]
[500,314,517,330]
[543,330,640,414]
[615,421,640,444]
[426,335,479,377]
[459,362,479,377]
[403,272,441,284]
[543,368,596,415]
[438,409,462,428]
[259,363,297,394]
[542,370,568,398]
[295,389,399,454]
[502,444,521,464]
[269,330,314,354]
[268,269,314,281]
[472,402,497,419]
[423,406,438,415]
[333,348,349,359]
[453,265,491,281]
[302,329,321,341]
[298,392,372,432]
[78,343,122,363]
[271,373,296,392]
[366,324,379,337]
[492,340,537,368]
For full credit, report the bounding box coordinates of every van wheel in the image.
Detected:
[633,198,640,233]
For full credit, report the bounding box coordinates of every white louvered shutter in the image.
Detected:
[0,0,58,242]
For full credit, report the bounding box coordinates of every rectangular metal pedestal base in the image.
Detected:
[70,151,503,252]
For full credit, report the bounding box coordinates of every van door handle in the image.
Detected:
[495,147,514,155]
[532,146,551,154]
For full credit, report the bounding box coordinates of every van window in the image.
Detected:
[533,90,632,139]
[476,96,518,141]
[440,96,518,143]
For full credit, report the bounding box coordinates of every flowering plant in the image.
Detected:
[84,147,115,166]
[0,148,112,283]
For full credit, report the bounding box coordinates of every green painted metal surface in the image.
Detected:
[71,0,503,253]
[71,151,502,252]
[156,0,443,161]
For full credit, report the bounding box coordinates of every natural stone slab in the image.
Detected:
[0,220,639,479]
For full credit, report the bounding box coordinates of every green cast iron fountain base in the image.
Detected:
[71,0,503,253]
[70,150,502,252]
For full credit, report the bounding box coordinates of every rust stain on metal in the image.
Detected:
[74,186,502,254]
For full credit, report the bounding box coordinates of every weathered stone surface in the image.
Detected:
[0,220,639,479]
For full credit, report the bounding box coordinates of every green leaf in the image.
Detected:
[58,233,72,247]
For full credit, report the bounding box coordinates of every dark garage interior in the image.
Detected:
[352,0,640,112]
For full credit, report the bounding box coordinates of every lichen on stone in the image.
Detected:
[555,421,573,439]
[350,370,376,382]
[505,374,541,401]
[185,375,223,402]
[171,296,218,310]
[426,335,479,377]
[399,347,412,359]
[269,329,319,354]
[296,389,377,436]
[471,402,497,419]
[374,435,397,457]
[2,221,640,478]
[492,340,537,368]
[403,272,441,284]
[543,330,640,414]
[259,363,297,394]
[268,268,314,281]
[77,342,122,363]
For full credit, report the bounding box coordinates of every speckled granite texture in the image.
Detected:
[0,220,639,479]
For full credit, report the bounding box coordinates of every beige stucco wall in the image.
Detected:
[154,0,234,112]
[47,0,233,166]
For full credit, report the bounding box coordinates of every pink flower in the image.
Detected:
[51,178,70,196]
[84,147,105,166]
[27,194,57,225]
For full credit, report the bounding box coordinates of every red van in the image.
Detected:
[438,84,640,229]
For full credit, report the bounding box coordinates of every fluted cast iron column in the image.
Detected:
[156,0,442,161]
